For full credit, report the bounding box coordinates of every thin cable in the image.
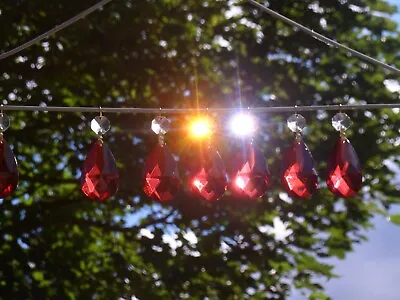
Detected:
[0,0,114,61]
[0,103,398,113]
[247,0,400,76]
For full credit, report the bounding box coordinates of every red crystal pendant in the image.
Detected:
[326,137,362,198]
[0,139,18,198]
[189,145,227,202]
[281,139,318,198]
[231,142,270,198]
[81,140,119,201]
[143,143,179,202]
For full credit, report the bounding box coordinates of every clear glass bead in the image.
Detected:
[287,114,306,133]
[152,116,170,135]
[91,116,111,135]
[0,114,10,132]
[332,113,352,132]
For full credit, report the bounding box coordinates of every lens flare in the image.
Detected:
[230,113,256,136]
[190,118,213,138]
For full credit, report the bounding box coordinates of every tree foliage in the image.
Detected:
[0,0,400,299]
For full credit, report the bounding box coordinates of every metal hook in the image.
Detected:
[99,106,103,118]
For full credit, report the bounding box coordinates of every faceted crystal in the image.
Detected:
[0,139,18,197]
[91,116,111,135]
[189,145,227,202]
[326,137,362,198]
[143,143,179,202]
[281,139,318,198]
[0,114,10,132]
[151,116,171,135]
[231,142,270,198]
[287,114,306,133]
[81,140,119,201]
[332,113,352,132]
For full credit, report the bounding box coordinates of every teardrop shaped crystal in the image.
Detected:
[151,116,171,135]
[0,139,18,197]
[81,140,119,201]
[91,116,111,135]
[287,114,306,133]
[281,139,318,198]
[332,113,352,132]
[231,142,270,198]
[0,114,10,132]
[189,145,227,202]
[143,143,179,202]
[326,137,362,197]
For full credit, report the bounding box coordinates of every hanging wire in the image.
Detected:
[0,0,397,77]
[0,103,398,113]
[0,0,114,61]
[247,0,400,76]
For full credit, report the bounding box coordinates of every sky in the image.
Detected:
[324,212,400,300]
[289,210,400,300]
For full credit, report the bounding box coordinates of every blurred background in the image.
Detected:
[1,0,400,299]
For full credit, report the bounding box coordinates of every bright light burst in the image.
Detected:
[229,113,256,136]
[190,118,213,139]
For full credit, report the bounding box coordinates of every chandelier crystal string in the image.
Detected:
[0,103,396,114]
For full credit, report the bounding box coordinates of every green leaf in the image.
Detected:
[310,291,330,300]
[389,214,400,225]
[32,271,44,282]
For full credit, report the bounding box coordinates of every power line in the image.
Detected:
[0,103,398,114]
[0,0,114,61]
[247,0,400,76]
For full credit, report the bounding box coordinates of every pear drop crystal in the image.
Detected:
[189,145,227,202]
[231,142,270,198]
[281,139,318,198]
[0,139,18,197]
[143,143,179,202]
[326,137,362,198]
[91,116,111,135]
[287,114,306,133]
[81,140,119,201]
